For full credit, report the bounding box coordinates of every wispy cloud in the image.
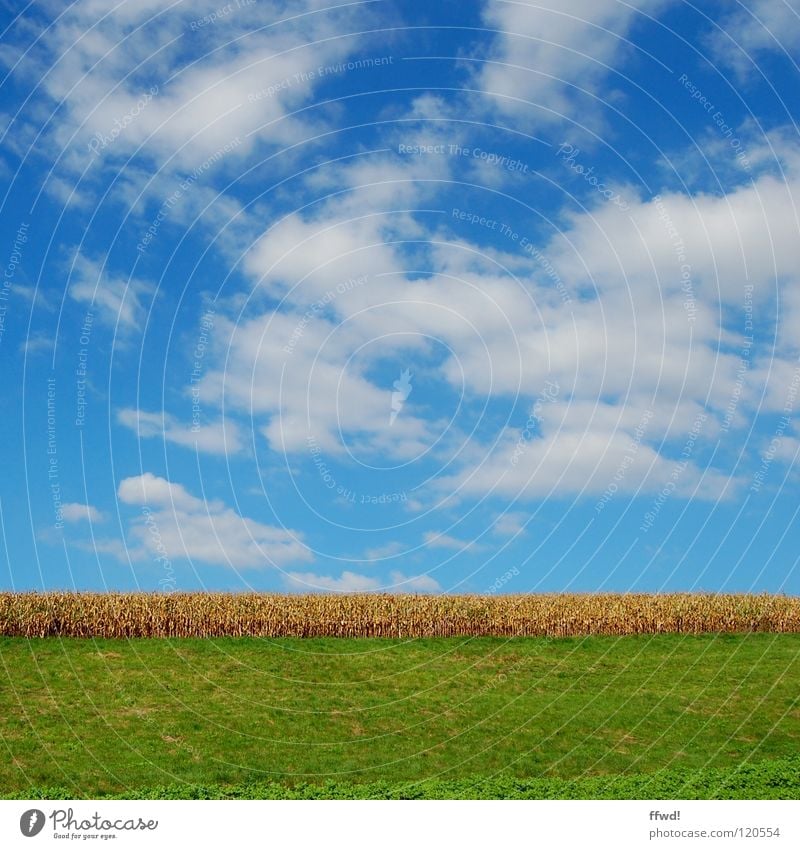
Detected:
[68,253,153,331]
[61,502,105,523]
[117,408,244,456]
[285,569,440,593]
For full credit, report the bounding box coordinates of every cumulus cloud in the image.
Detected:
[436,419,735,504]
[709,0,800,78]
[197,297,447,458]
[476,0,666,121]
[545,175,800,306]
[84,39,799,517]
[118,473,311,568]
[190,137,799,509]
[12,0,380,175]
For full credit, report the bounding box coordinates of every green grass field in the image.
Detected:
[1,633,799,799]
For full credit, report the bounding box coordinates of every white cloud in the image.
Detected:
[72,537,135,562]
[436,422,734,503]
[476,0,665,121]
[20,336,55,356]
[760,432,800,466]
[492,511,528,536]
[285,569,440,593]
[118,473,311,568]
[217,141,800,467]
[117,408,244,455]
[363,541,405,560]
[198,307,444,458]
[285,570,382,592]
[546,176,800,306]
[118,472,203,511]
[198,162,767,505]
[242,144,448,301]
[389,571,441,593]
[15,1,382,176]
[423,531,481,551]
[61,502,105,523]
[68,253,153,330]
[179,84,800,511]
[709,0,800,78]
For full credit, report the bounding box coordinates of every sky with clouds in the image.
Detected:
[1,0,799,594]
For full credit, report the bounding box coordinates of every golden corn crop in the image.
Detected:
[0,592,799,638]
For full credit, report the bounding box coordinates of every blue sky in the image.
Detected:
[1,0,799,594]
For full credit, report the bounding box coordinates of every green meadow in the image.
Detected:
[1,633,799,799]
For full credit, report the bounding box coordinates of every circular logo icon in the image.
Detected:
[19,809,46,837]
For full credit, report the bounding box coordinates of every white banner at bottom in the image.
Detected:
[2,799,798,848]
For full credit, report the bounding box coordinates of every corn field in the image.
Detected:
[1,592,799,638]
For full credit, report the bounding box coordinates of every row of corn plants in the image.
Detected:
[1,592,799,638]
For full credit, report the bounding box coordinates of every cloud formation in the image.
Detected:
[118,473,312,569]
